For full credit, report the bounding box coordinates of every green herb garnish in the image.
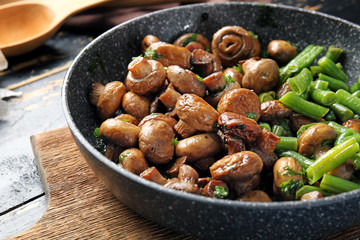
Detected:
[93,127,106,155]
[171,138,179,146]
[246,112,257,120]
[144,48,163,60]
[182,33,198,46]
[278,179,304,196]
[212,185,229,199]
[119,152,130,163]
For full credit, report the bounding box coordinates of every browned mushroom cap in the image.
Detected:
[167,65,206,97]
[190,49,223,77]
[202,179,229,199]
[300,191,323,201]
[138,113,177,130]
[192,157,216,172]
[99,118,140,148]
[276,81,292,99]
[289,113,316,133]
[141,35,161,53]
[178,165,199,184]
[147,42,191,69]
[260,100,293,122]
[166,156,188,178]
[118,148,149,175]
[140,166,168,185]
[121,91,150,121]
[203,71,226,92]
[211,26,260,67]
[327,159,354,180]
[217,88,261,121]
[158,83,181,110]
[173,33,211,51]
[115,114,139,125]
[139,120,175,165]
[273,157,303,200]
[204,81,241,108]
[236,190,272,202]
[174,119,197,139]
[164,177,201,194]
[210,151,263,196]
[223,67,243,86]
[125,57,166,96]
[96,81,126,120]
[105,143,123,163]
[267,40,298,66]
[175,133,222,162]
[241,58,279,94]
[175,93,219,132]
[298,123,338,158]
[342,119,360,133]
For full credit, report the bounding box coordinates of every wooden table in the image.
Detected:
[1,1,360,239]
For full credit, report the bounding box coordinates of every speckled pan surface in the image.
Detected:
[62,2,360,239]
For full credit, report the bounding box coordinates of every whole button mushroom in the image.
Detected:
[167,65,206,97]
[141,35,161,53]
[118,148,149,175]
[125,57,166,96]
[173,33,211,52]
[175,93,219,132]
[204,81,241,108]
[241,57,279,94]
[211,26,260,67]
[121,91,150,121]
[260,100,293,122]
[210,151,263,196]
[190,49,223,77]
[298,123,338,158]
[99,118,140,148]
[217,88,261,121]
[92,81,126,120]
[139,120,175,165]
[267,40,298,66]
[147,42,191,69]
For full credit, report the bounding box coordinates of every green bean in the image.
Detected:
[295,185,332,200]
[310,79,328,90]
[324,110,337,121]
[351,152,360,170]
[275,137,298,151]
[280,45,324,84]
[318,56,348,82]
[330,102,354,122]
[334,129,354,146]
[335,89,360,115]
[306,137,359,184]
[328,121,359,135]
[350,75,360,93]
[288,68,313,95]
[310,65,323,77]
[259,122,271,131]
[310,89,337,106]
[325,45,344,62]
[280,150,314,170]
[318,73,349,91]
[258,91,275,102]
[320,173,360,194]
[272,125,284,136]
[279,92,329,121]
[352,90,360,98]
[336,62,343,70]
[342,135,360,146]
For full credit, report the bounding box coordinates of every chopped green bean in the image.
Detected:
[330,102,354,122]
[318,56,348,82]
[279,92,329,121]
[280,150,314,170]
[306,137,359,184]
[288,68,313,95]
[310,89,337,106]
[352,90,360,98]
[295,185,332,200]
[320,173,360,194]
[328,121,360,135]
[272,125,284,136]
[318,73,349,91]
[351,152,360,170]
[324,110,337,121]
[335,89,360,115]
[350,75,360,93]
[325,45,344,62]
[310,65,323,77]
[259,122,271,131]
[275,137,298,151]
[310,79,328,90]
[334,129,354,146]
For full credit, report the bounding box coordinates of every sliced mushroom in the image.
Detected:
[164,178,201,194]
[190,49,223,77]
[298,123,338,158]
[217,88,261,121]
[203,71,226,92]
[174,119,197,138]
[158,83,181,110]
[125,57,166,95]
[121,91,150,121]
[99,118,140,148]
[202,179,229,199]
[236,190,272,202]
[167,65,206,97]
[267,40,298,66]
[166,156,188,178]
[276,81,292,99]
[118,148,149,175]
[175,93,219,132]
[96,81,126,120]
[260,100,293,122]
[173,33,211,51]
[211,26,260,67]
[241,58,279,94]
[140,166,168,185]
[147,42,191,69]
[342,119,360,133]
[139,120,175,165]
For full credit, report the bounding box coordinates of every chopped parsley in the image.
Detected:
[182,33,198,46]
[171,137,179,146]
[132,54,143,60]
[144,48,163,60]
[225,75,235,84]
[118,118,130,122]
[212,185,229,199]
[93,127,106,155]
[278,179,304,196]
[282,166,303,176]
[246,112,257,120]
[249,31,258,40]
[119,152,130,163]
[232,63,244,74]
[195,74,204,82]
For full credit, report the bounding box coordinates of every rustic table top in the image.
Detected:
[1,0,360,239]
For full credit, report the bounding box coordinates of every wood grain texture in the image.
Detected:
[8,126,360,240]
[9,127,194,240]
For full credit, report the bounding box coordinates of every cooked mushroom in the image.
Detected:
[115,114,139,125]
[166,156,188,178]
[158,83,181,110]
[342,119,360,133]
[118,148,149,175]
[89,82,105,106]
[121,91,150,121]
[210,151,263,196]
[327,159,354,180]
[140,166,168,185]
[141,35,161,52]
[204,81,241,108]
[202,179,229,199]
[203,71,226,92]
[241,58,279,94]
[223,67,243,86]
[273,157,303,200]
[276,81,292,99]
[139,120,175,165]
[174,119,197,138]
[147,42,191,69]
[173,33,211,51]
[211,26,260,67]
[175,93,219,132]
[267,40,298,66]
[164,178,201,194]
[105,143,123,163]
[217,88,261,121]
[125,57,166,95]
[298,123,338,158]
[138,113,177,130]
[260,100,293,122]
[99,118,140,148]
[190,49,223,77]
[236,190,272,202]
[167,65,206,97]
[300,191,323,201]
[192,157,217,172]
[175,133,222,162]
[94,81,126,120]
[178,164,199,184]
[289,113,317,133]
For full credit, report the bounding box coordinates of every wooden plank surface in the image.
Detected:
[8,127,193,240]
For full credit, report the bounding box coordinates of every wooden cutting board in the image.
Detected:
[8,127,360,239]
